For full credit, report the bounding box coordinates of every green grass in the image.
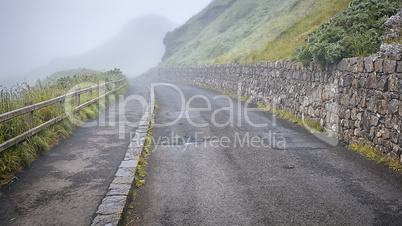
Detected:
[201,85,251,103]
[348,143,402,172]
[44,68,98,85]
[134,97,158,188]
[251,0,353,63]
[0,69,128,182]
[163,0,353,66]
[257,101,323,133]
[199,85,323,133]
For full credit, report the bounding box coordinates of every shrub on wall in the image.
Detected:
[297,0,400,67]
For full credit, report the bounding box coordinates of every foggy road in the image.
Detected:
[127,83,402,225]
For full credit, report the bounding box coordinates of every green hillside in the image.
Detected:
[163,0,353,66]
[163,0,401,66]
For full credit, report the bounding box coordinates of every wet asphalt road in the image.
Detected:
[0,80,149,225]
[127,83,402,225]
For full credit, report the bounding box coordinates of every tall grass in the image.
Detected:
[0,68,128,181]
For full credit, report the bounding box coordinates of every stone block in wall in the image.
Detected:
[400,101,402,117]
[352,79,360,90]
[275,61,282,69]
[399,133,402,146]
[395,116,401,132]
[284,61,291,70]
[384,141,393,154]
[388,99,399,114]
[391,131,399,144]
[338,59,348,71]
[377,76,388,91]
[345,74,354,87]
[374,59,383,72]
[354,128,363,137]
[376,90,386,100]
[385,116,393,129]
[388,75,398,92]
[345,109,351,119]
[358,58,364,72]
[366,72,377,89]
[383,60,396,74]
[357,112,362,121]
[397,61,402,73]
[354,120,361,129]
[365,57,374,72]
[350,93,359,107]
[370,114,379,126]
[360,95,367,108]
[351,108,358,120]
[375,143,385,153]
[369,127,376,139]
[381,128,390,140]
[359,77,366,88]
[343,130,350,143]
[314,72,320,82]
[348,57,359,72]
[349,119,355,129]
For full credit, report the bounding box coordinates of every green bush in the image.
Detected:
[297,0,401,67]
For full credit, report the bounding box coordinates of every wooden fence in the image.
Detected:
[0,78,126,152]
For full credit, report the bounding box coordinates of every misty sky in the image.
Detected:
[0,0,212,80]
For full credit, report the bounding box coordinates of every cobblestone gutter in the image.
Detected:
[91,87,155,226]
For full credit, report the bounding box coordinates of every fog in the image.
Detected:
[0,0,212,87]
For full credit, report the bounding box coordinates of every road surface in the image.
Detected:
[126,83,402,225]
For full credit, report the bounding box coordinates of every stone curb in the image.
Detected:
[91,87,155,226]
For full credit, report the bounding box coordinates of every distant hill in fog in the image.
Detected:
[28,14,176,79]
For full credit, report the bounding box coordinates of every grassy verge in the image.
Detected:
[256,101,323,133]
[134,135,151,188]
[348,143,402,172]
[134,95,158,188]
[257,100,402,172]
[200,85,250,103]
[200,84,323,132]
[0,69,128,183]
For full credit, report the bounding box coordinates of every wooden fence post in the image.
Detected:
[75,89,80,106]
[98,82,102,96]
[24,101,34,129]
[55,93,61,111]
[88,88,92,100]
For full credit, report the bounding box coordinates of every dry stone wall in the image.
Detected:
[160,57,402,161]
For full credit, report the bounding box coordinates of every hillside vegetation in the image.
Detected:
[44,68,98,83]
[162,0,354,66]
[297,0,401,67]
[163,0,401,67]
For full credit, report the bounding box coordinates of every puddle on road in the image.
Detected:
[160,136,218,146]
[166,111,201,119]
